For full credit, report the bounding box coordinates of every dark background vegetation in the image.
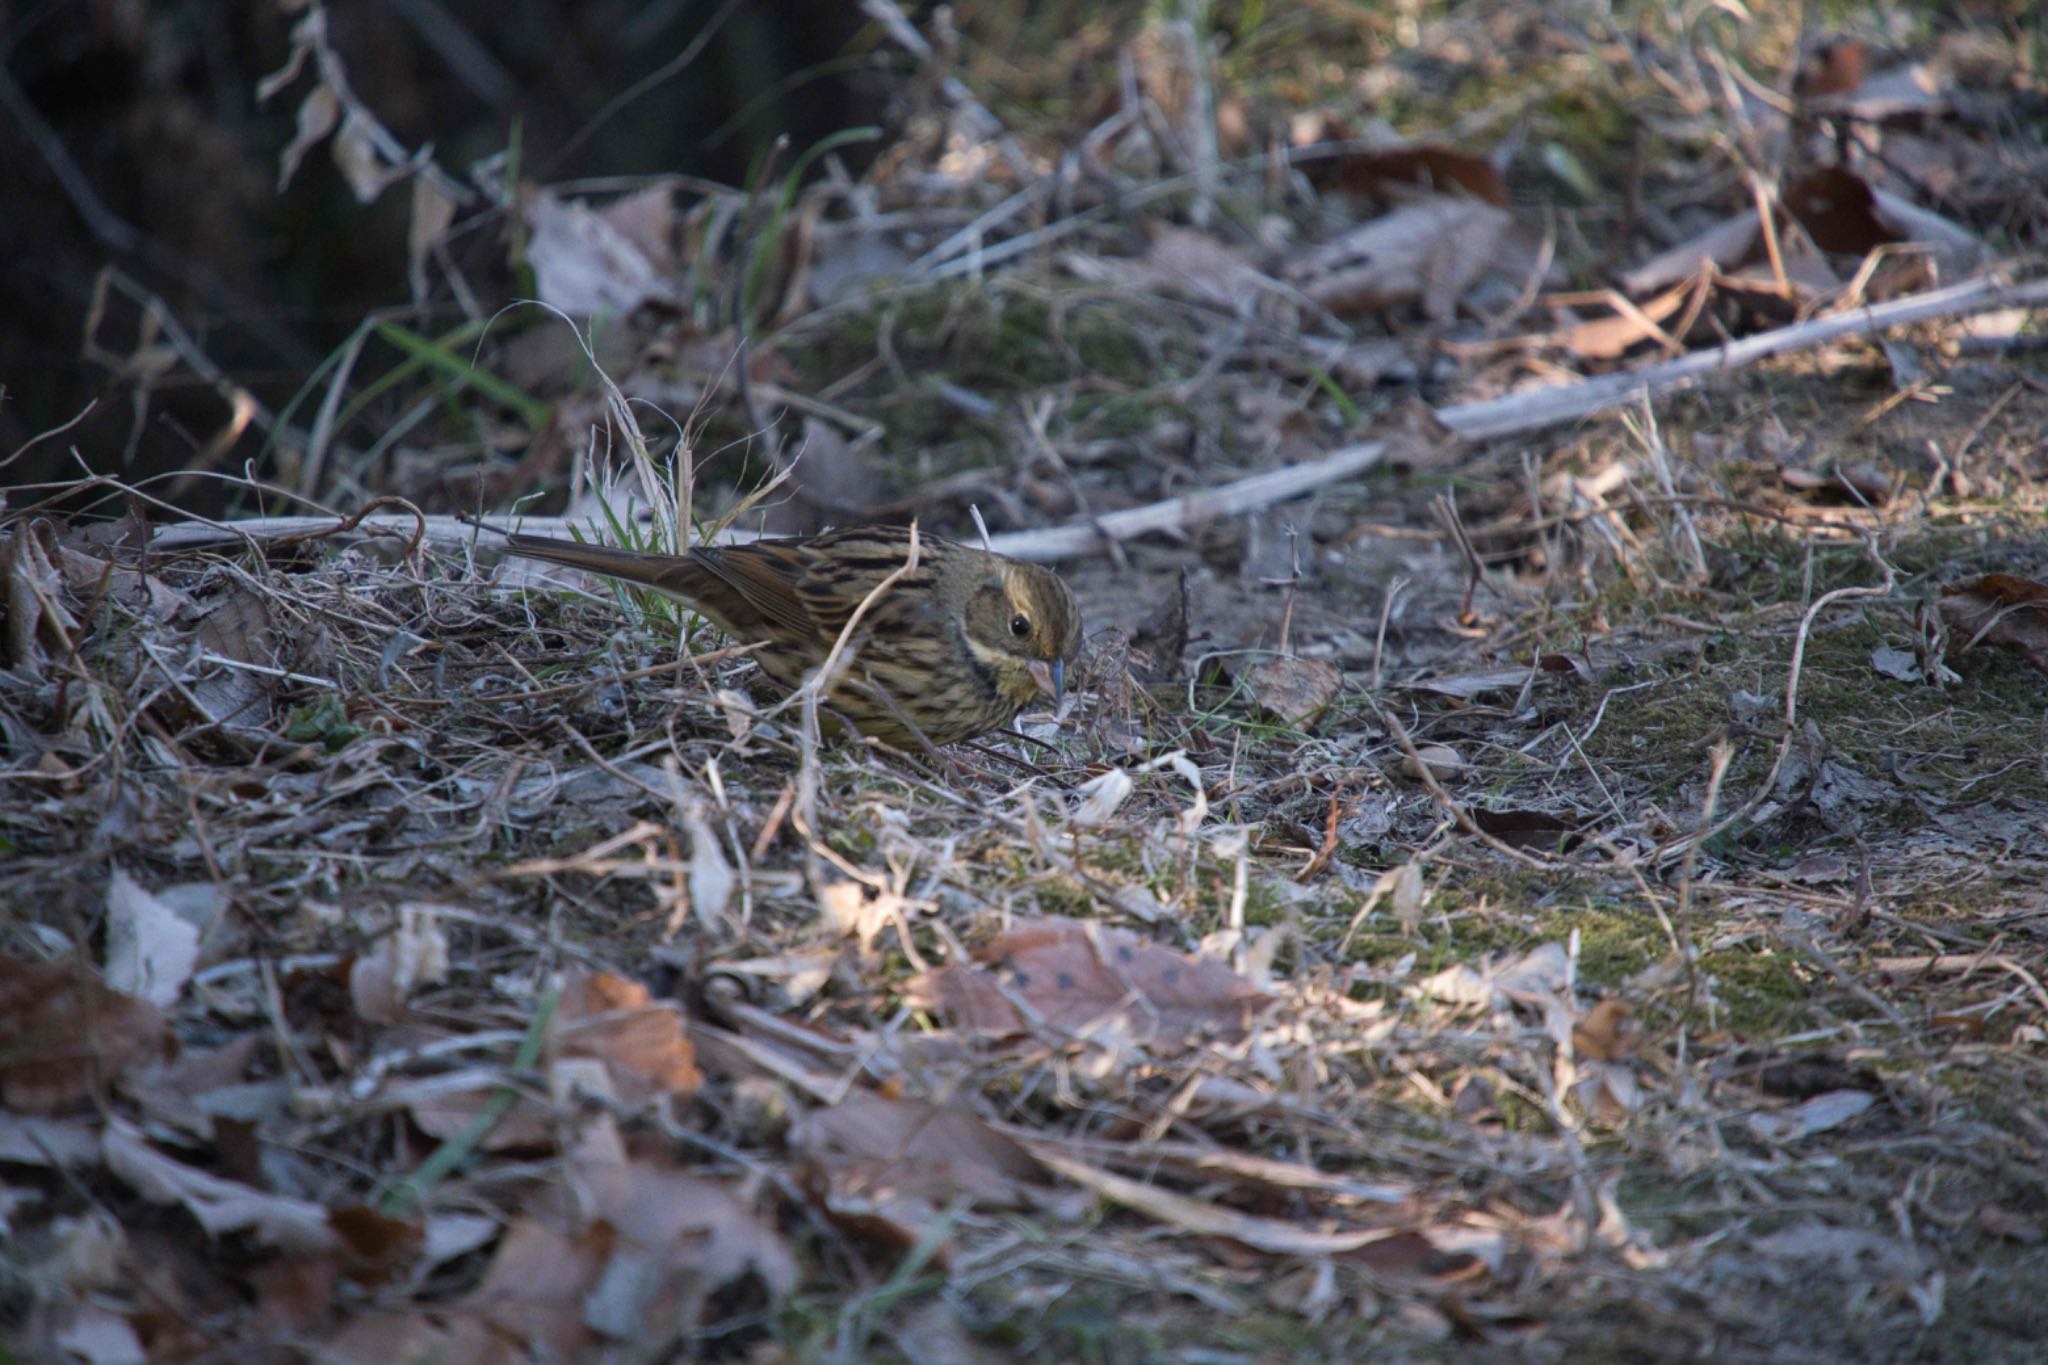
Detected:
[0,0,883,490]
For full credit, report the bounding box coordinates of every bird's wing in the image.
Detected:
[788,527,941,638]
[686,542,825,641]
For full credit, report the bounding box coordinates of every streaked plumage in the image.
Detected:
[498,525,1082,746]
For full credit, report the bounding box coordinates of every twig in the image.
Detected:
[983,274,2048,561]
[137,277,2048,567]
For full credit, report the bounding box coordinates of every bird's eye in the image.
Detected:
[1010,613,1031,637]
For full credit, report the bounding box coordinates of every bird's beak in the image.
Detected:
[1028,658,1065,704]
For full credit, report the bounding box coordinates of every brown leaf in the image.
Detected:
[2,523,82,671]
[1304,142,1510,207]
[554,969,702,1102]
[185,582,281,736]
[406,1079,557,1153]
[459,1217,612,1357]
[1066,225,1287,316]
[1284,197,1516,320]
[0,956,169,1112]
[1559,282,1694,361]
[250,1253,344,1337]
[554,1118,797,1341]
[347,905,450,1025]
[1793,37,1868,98]
[1779,462,1894,505]
[1939,574,2048,674]
[792,1092,1044,1257]
[1571,998,1634,1063]
[1247,655,1343,728]
[329,1205,426,1284]
[1615,209,1762,297]
[1782,166,1895,258]
[1470,808,1583,853]
[907,919,1270,1050]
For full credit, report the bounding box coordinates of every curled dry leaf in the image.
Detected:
[1063,225,1287,317]
[1938,574,2048,675]
[2,524,81,670]
[679,797,736,933]
[1401,666,1529,699]
[791,1091,1045,1257]
[1782,166,1981,267]
[1247,655,1343,728]
[1285,197,1517,321]
[0,956,168,1112]
[1870,643,1923,682]
[1470,807,1583,853]
[1570,998,1635,1063]
[521,187,684,318]
[186,582,282,738]
[102,1118,342,1254]
[817,879,901,954]
[1420,941,1572,1012]
[347,905,450,1025]
[1558,281,1697,361]
[907,918,1271,1050]
[560,1117,797,1342]
[553,969,702,1102]
[402,1069,557,1154]
[104,869,202,1010]
[1069,767,1136,825]
[1747,1090,1877,1144]
[1303,142,1511,208]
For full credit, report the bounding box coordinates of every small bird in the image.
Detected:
[493,525,1082,747]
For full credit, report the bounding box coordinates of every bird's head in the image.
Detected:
[963,562,1083,708]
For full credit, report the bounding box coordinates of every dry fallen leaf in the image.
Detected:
[1303,142,1511,207]
[1470,807,1583,853]
[0,956,168,1112]
[1063,225,1287,317]
[791,1091,1045,1257]
[1558,281,1697,361]
[1030,1144,1492,1277]
[1571,998,1635,1063]
[1747,1090,1877,1144]
[1938,574,2048,675]
[347,904,450,1025]
[558,1117,798,1342]
[908,918,1271,1050]
[102,1118,343,1254]
[1069,767,1136,825]
[403,1073,558,1154]
[521,186,684,318]
[1247,655,1343,728]
[103,870,201,1011]
[1285,196,1517,321]
[554,969,702,1102]
[185,582,282,738]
